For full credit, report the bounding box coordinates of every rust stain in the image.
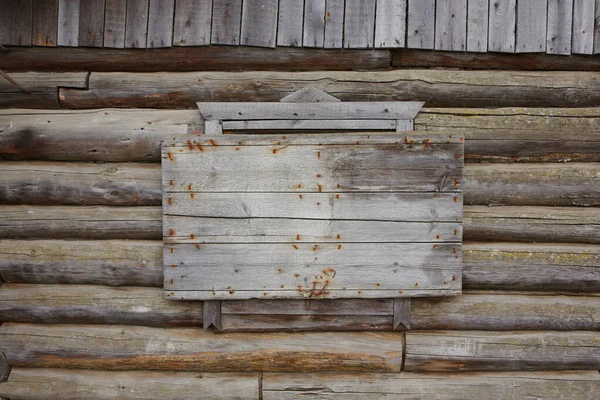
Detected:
[335,194,340,199]
[292,244,299,250]
[190,234,195,239]
[280,285,285,288]
[424,138,431,148]
[455,153,463,159]
[432,244,437,249]
[317,202,321,206]
[167,197,173,206]
[170,248,174,253]
[453,196,458,203]
[453,229,458,235]
[452,275,456,281]
[312,245,319,251]
[414,282,419,287]
[187,140,195,150]
[235,147,240,151]
[376,283,381,286]
[317,151,321,159]
[187,184,192,191]
[294,274,300,278]
[190,193,195,199]
[296,234,301,240]
[433,194,439,198]
[169,279,174,285]
[336,234,341,240]
[272,149,278,154]
[316,174,322,178]
[452,248,457,254]
[195,244,201,250]
[337,245,342,250]
[436,235,440,239]
[170,264,176,268]
[299,194,303,199]
[169,180,174,186]
[208,139,218,147]
[318,184,323,192]
[197,144,204,152]
[167,152,174,160]
[168,229,176,236]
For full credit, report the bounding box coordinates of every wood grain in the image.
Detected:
[0,0,32,46]
[103,0,126,48]
[211,0,242,45]
[488,0,516,52]
[374,0,406,48]
[547,0,574,54]
[516,0,547,52]
[124,0,148,48]
[434,0,467,51]
[572,0,596,54]
[241,0,278,47]
[78,0,105,47]
[173,0,212,46]
[57,0,80,46]
[324,0,344,48]
[466,0,488,52]
[343,0,376,48]
[32,0,58,47]
[407,0,435,49]
[277,0,304,46]
[303,0,325,47]
[146,0,175,48]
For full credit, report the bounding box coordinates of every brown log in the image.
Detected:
[0,72,88,109]
[404,331,600,372]
[0,323,404,372]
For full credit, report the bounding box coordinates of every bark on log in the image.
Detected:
[404,331,600,372]
[0,323,404,372]
[0,72,88,109]
[56,70,600,109]
[0,368,259,400]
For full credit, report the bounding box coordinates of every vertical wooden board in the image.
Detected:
[211,0,242,45]
[32,0,58,46]
[125,0,148,48]
[595,0,600,53]
[324,0,344,48]
[374,0,406,48]
[547,0,573,54]
[303,0,325,47]
[173,0,212,46]
[488,0,516,52]
[344,0,376,48]
[572,0,595,54]
[147,0,175,48]
[277,0,304,46]
[78,0,105,47]
[435,0,467,51]
[467,0,488,52]
[241,0,278,47]
[516,0,547,52]
[58,0,80,46]
[103,0,126,48]
[0,0,32,46]
[407,0,434,49]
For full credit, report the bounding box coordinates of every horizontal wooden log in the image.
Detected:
[263,371,600,399]
[0,72,88,109]
[57,70,600,109]
[0,46,391,72]
[0,323,404,372]
[0,368,260,399]
[404,331,600,372]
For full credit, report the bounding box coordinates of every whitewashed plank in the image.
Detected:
[467,0,489,52]
[173,0,212,46]
[344,0,376,48]
[324,0,345,48]
[125,0,149,48]
[435,0,467,51]
[572,0,596,54]
[104,0,126,48]
[211,0,242,45]
[222,119,396,131]
[488,0,516,52]
[241,0,278,47]
[303,0,326,47]
[375,0,406,48]
[147,0,175,48]
[58,0,80,47]
[407,0,435,49]
[595,0,600,53]
[277,0,304,46]
[516,0,547,52]
[547,0,574,54]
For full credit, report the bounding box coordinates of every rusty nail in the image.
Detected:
[317,151,321,159]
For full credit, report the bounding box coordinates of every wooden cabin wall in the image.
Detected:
[0,67,599,397]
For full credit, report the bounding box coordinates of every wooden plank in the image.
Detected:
[547,0,574,54]
[488,0,516,52]
[222,119,395,131]
[241,0,278,47]
[124,0,148,48]
[57,0,80,46]
[203,301,221,330]
[147,0,175,48]
[595,0,600,54]
[303,0,325,47]
[516,0,547,52]
[572,0,596,54]
[0,323,404,372]
[263,371,600,399]
[324,0,344,48]
[211,0,241,45]
[343,0,376,48]
[407,0,435,49]
[277,0,303,46]
[173,0,212,46]
[0,0,32,46]
[0,369,259,400]
[374,0,406,48]
[434,0,467,51]
[405,331,600,371]
[103,0,126,48]
[32,0,58,47]
[466,0,488,52]
[78,0,105,47]
[393,299,410,330]
[222,314,393,331]
[223,299,393,315]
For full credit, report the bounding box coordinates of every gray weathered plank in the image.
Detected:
[516,0,547,52]
[203,300,221,330]
[488,0,516,52]
[222,314,393,331]
[32,0,58,47]
[303,0,326,47]
[78,0,105,47]
[173,0,212,46]
[147,0,175,48]
[241,0,278,47]
[435,0,467,51]
[222,119,395,131]
[211,0,242,45]
[125,0,148,48]
[407,0,435,49]
[344,0,376,48]
[277,0,304,46]
[103,0,126,48]
[466,0,488,52]
[0,0,32,46]
[324,0,344,48]
[595,0,600,53]
[547,0,574,54]
[393,298,411,330]
[57,0,80,46]
[572,0,596,54]
[374,0,406,48]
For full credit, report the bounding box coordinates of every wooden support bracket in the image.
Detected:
[393,298,411,331]
[203,300,222,331]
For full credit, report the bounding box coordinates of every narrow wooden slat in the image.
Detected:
[241,0,278,47]
[374,0,406,48]
[103,0,126,48]
[516,0,547,52]
[173,0,212,46]
[572,0,596,54]
[595,0,600,54]
[32,0,58,46]
[222,119,396,131]
[324,0,344,48]
[343,0,376,48]
[407,0,435,49]
[488,0,516,52]
[222,299,393,315]
[393,299,410,330]
[78,0,105,47]
[466,0,488,52]
[57,0,80,46]
[547,0,574,54]
[203,300,221,330]
[0,0,32,46]
[222,315,393,331]
[147,0,174,48]
[211,0,242,45]
[434,0,467,51]
[303,0,325,47]
[124,0,148,48]
[277,0,304,46]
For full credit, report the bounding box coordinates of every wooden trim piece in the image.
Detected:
[393,299,411,330]
[202,301,221,331]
